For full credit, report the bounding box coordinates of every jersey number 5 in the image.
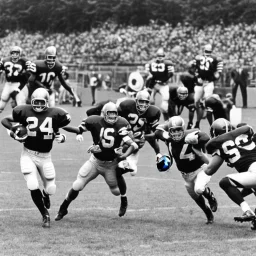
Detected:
[100,128,115,148]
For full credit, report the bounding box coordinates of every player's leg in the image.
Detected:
[38,156,57,210]
[48,92,55,107]
[159,84,170,121]
[219,164,256,223]
[55,156,99,221]
[232,83,238,106]
[183,171,214,224]
[194,85,204,129]
[0,82,11,113]
[185,93,195,129]
[20,150,50,227]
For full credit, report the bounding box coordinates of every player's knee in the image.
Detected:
[129,165,137,176]
[219,177,233,190]
[110,186,120,196]
[160,101,168,113]
[27,178,39,190]
[72,179,85,191]
[45,182,56,195]
[43,162,55,179]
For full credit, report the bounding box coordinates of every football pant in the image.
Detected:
[151,83,169,113]
[118,151,139,176]
[194,82,214,103]
[73,154,120,196]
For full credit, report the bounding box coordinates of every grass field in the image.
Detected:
[1,99,256,256]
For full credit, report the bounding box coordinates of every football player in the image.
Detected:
[194,118,256,229]
[155,116,218,224]
[26,46,80,107]
[0,46,30,113]
[191,44,224,128]
[1,88,71,228]
[145,48,175,121]
[168,86,196,129]
[55,102,138,221]
[205,94,234,125]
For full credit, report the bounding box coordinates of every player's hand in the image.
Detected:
[185,131,199,145]
[10,131,27,143]
[87,145,102,153]
[214,72,220,80]
[114,147,123,156]
[197,78,203,85]
[119,88,127,95]
[76,134,84,142]
[162,131,170,140]
[195,170,212,195]
[55,134,66,143]
[117,154,127,161]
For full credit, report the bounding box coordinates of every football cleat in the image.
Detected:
[234,210,255,223]
[55,210,68,221]
[119,196,128,217]
[204,187,218,213]
[42,214,50,228]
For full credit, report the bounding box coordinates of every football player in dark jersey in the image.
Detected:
[155,116,218,224]
[55,102,138,221]
[1,88,71,228]
[194,118,256,229]
[0,46,30,113]
[145,48,175,121]
[168,86,195,129]
[191,44,224,128]
[26,46,80,107]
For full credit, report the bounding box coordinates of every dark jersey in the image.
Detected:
[179,72,196,94]
[156,125,209,173]
[79,115,130,161]
[193,54,223,82]
[0,57,29,82]
[145,59,174,84]
[205,95,227,120]
[118,99,161,138]
[12,105,71,152]
[206,125,256,172]
[169,86,194,108]
[30,60,64,90]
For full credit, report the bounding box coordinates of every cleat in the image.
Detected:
[119,197,128,217]
[251,218,256,230]
[187,123,193,130]
[206,188,218,212]
[205,207,214,224]
[43,194,51,209]
[42,214,50,228]
[234,210,255,223]
[55,210,68,221]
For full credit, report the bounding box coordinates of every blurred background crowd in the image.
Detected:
[0,22,256,71]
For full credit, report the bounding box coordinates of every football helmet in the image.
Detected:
[210,118,233,138]
[204,44,212,56]
[156,48,165,62]
[177,86,188,100]
[31,88,49,112]
[168,116,185,141]
[10,46,22,62]
[157,155,172,172]
[102,102,118,124]
[135,90,150,114]
[45,46,57,68]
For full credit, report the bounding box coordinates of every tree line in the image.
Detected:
[0,0,254,36]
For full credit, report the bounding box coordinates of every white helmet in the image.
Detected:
[102,102,118,124]
[135,90,150,114]
[45,46,57,68]
[204,44,212,56]
[168,116,185,141]
[10,46,22,62]
[31,88,49,112]
[177,86,188,100]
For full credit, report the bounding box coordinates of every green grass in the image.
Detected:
[1,103,256,256]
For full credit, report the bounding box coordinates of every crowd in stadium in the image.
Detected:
[0,22,256,70]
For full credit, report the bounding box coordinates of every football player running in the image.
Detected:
[26,46,80,107]
[155,116,218,224]
[55,102,138,221]
[1,88,71,228]
[145,48,175,121]
[194,118,256,229]
[191,44,223,128]
[0,46,30,113]
[168,86,196,129]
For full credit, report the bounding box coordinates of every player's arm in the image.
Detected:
[58,74,80,102]
[204,154,224,175]
[1,114,14,130]
[154,125,169,142]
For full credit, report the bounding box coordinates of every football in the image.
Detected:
[12,124,28,139]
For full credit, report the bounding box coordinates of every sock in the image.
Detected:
[116,169,127,196]
[43,189,49,198]
[240,201,254,214]
[60,188,79,212]
[195,195,210,214]
[30,189,48,216]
